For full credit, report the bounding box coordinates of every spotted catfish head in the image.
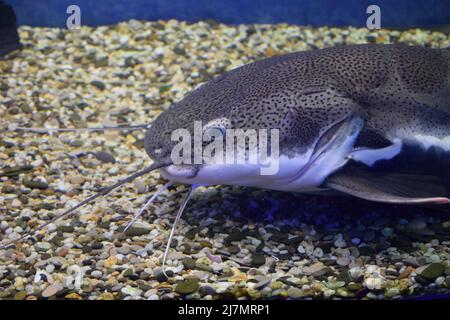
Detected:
[145,52,365,191]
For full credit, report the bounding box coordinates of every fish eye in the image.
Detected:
[213,126,226,135]
[202,126,226,144]
[204,126,226,136]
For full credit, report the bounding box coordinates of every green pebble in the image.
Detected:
[335,288,351,298]
[347,283,363,292]
[420,263,445,280]
[93,56,108,67]
[123,226,151,237]
[22,178,48,189]
[251,253,266,266]
[57,225,74,233]
[175,278,200,294]
[444,267,450,277]
[336,268,352,284]
[199,241,212,248]
[14,291,27,300]
[159,84,171,94]
[182,257,196,270]
[173,47,186,55]
[122,269,133,277]
[0,165,33,178]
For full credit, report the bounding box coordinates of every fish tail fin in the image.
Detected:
[0,0,21,57]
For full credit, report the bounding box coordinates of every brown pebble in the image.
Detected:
[399,266,415,279]
[57,248,69,257]
[228,245,240,254]
[41,283,62,298]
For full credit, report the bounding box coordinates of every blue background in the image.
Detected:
[5,0,450,28]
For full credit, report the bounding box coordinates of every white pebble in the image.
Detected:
[364,277,386,290]
[56,182,72,192]
[133,179,147,194]
[46,223,56,233]
[429,254,441,263]
[45,264,55,273]
[8,232,21,241]
[334,234,347,248]
[337,256,351,266]
[121,286,143,297]
[313,247,324,258]
[108,167,119,175]
[154,47,165,57]
[251,238,262,246]
[435,276,445,286]
[0,221,9,230]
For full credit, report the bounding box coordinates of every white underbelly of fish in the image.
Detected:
[160,150,351,192]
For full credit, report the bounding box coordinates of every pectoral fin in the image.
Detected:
[324,166,450,204]
[349,139,403,167]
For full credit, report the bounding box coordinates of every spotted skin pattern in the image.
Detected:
[145,44,450,162]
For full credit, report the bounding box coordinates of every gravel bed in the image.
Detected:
[1,20,450,300]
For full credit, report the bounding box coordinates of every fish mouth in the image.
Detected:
[310,116,363,168]
[312,116,363,160]
[159,164,200,181]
